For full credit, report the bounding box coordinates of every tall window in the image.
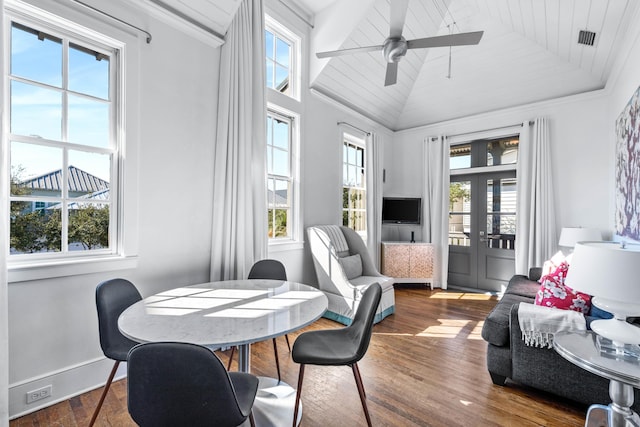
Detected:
[266,111,293,239]
[265,15,301,246]
[265,15,299,100]
[342,134,366,232]
[6,18,119,257]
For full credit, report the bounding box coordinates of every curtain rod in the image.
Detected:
[447,120,534,139]
[70,0,152,43]
[278,0,314,28]
[338,121,371,136]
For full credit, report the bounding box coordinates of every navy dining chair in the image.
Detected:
[128,342,258,427]
[91,278,142,427]
[227,259,291,382]
[291,282,382,427]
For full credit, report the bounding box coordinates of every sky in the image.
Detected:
[9,22,111,182]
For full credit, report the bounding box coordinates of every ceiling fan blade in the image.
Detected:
[406,31,484,49]
[316,45,383,59]
[389,0,409,38]
[384,62,398,86]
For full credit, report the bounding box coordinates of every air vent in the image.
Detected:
[578,30,596,46]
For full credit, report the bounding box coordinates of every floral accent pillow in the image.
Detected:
[539,251,568,280]
[535,261,591,313]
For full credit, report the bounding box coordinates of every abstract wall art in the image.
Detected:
[615,85,640,241]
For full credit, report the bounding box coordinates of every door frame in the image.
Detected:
[448,171,516,291]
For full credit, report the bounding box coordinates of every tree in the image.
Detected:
[68,205,109,250]
[10,165,110,252]
[449,182,470,210]
[10,211,48,253]
[268,209,288,238]
[9,166,49,253]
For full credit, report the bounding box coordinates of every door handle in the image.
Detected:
[480,235,498,242]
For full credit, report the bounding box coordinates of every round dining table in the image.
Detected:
[118,278,328,426]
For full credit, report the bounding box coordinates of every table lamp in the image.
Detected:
[558,227,602,249]
[564,241,640,346]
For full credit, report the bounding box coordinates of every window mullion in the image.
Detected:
[61,38,69,252]
[62,39,69,142]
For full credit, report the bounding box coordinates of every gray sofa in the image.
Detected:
[481,269,640,408]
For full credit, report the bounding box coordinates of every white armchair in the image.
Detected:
[307,225,395,325]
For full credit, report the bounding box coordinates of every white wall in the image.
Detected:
[387,91,612,244]
[7,0,220,417]
[296,92,393,285]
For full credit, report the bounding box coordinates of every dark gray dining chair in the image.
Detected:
[227,259,290,382]
[291,282,382,427]
[127,342,258,427]
[91,278,142,427]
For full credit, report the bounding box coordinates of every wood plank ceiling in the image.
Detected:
[145,0,638,131]
[307,0,639,130]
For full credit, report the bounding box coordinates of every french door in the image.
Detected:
[448,171,516,292]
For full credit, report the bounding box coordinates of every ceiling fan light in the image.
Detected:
[383,37,407,63]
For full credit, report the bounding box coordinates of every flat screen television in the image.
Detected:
[382,197,422,224]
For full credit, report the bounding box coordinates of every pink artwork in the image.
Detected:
[615,86,640,241]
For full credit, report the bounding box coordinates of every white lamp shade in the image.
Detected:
[565,242,640,303]
[558,227,602,248]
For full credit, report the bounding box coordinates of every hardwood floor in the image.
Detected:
[10,287,588,426]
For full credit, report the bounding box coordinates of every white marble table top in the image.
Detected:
[118,279,328,349]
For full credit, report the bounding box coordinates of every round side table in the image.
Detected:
[553,331,640,427]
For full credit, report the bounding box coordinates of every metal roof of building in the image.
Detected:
[20,166,109,194]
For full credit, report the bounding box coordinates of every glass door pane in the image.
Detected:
[485,177,516,250]
[449,181,471,246]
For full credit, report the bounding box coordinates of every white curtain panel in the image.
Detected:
[365,132,383,268]
[423,136,450,289]
[210,0,267,281]
[515,118,557,274]
[1,0,9,423]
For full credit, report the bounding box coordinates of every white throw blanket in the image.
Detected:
[518,303,586,348]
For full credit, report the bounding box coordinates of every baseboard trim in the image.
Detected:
[9,356,126,419]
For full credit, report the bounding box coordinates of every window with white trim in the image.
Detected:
[6,15,120,259]
[264,14,301,247]
[266,110,293,239]
[265,15,299,100]
[342,134,366,233]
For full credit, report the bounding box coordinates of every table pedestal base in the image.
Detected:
[585,381,640,427]
[242,376,302,427]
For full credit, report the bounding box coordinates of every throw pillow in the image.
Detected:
[339,254,363,280]
[535,261,591,314]
[589,305,614,319]
[539,251,567,281]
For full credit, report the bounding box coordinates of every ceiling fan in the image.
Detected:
[315,0,484,86]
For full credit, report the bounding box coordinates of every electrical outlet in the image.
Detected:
[26,385,52,404]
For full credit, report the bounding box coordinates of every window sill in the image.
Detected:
[8,255,139,283]
[268,240,304,253]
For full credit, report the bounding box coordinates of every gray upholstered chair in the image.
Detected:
[307,225,394,325]
[227,259,290,382]
[127,342,258,427]
[291,283,382,427]
[91,278,142,427]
